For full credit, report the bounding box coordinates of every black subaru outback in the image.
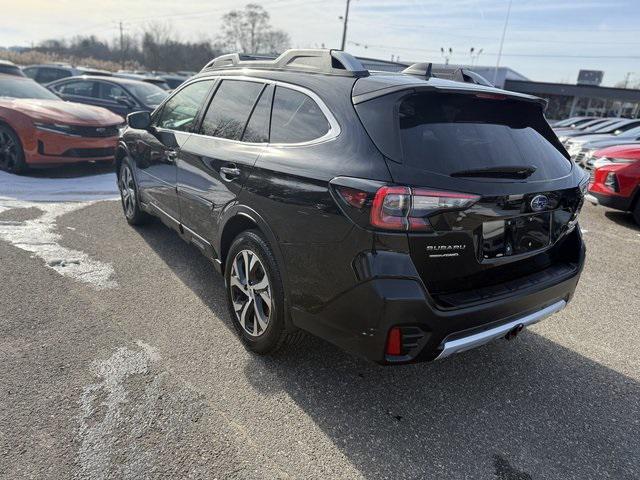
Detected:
[116,49,587,365]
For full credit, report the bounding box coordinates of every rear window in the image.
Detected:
[394,92,571,178]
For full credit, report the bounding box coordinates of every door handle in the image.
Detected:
[166,150,178,163]
[220,165,241,180]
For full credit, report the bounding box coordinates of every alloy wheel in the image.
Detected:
[119,164,136,218]
[0,130,19,172]
[229,249,272,337]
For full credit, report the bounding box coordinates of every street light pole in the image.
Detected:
[493,0,512,86]
[340,0,351,51]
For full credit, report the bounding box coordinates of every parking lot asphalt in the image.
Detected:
[0,191,639,479]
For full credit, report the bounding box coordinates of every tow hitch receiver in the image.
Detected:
[435,300,566,360]
[504,323,525,341]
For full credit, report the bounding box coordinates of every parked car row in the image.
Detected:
[0,62,182,173]
[0,73,122,173]
[553,116,640,224]
[0,60,192,90]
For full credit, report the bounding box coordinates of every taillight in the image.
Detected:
[370,186,479,231]
[335,186,368,208]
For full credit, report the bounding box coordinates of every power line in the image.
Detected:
[347,41,640,60]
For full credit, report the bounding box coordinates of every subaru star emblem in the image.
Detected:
[530,194,549,212]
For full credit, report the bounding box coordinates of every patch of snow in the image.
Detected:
[0,170,119,202]
[0,200,117,289]
[78,341,160,480]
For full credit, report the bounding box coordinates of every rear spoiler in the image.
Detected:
[352,81,548,109]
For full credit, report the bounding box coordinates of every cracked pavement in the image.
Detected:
[0,182,638,479]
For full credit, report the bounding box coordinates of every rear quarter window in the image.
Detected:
[270,87,330,143]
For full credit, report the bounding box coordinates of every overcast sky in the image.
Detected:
[2,0,639,86]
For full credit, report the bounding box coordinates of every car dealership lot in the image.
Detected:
[0,178,639,479]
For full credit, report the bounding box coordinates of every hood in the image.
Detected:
[0,98,123,125]
[594,144,640,160]
[583,137,640,150]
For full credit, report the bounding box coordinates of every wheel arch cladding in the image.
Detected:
[115,144,128,179]
[220,214,261,267]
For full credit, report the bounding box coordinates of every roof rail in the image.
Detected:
[401,63,494,87]
[201,49,369,77]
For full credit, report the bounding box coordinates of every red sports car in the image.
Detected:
[0,73,123,173]
[587,144,640,224]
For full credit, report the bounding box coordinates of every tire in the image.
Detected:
[0,124,27,174]
[633,200,640,227]
[224,230,303,355]
[118,157,149,225]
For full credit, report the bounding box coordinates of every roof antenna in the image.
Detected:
[425,62,433,79]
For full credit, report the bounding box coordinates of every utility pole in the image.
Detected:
[340,0,351,51]
[493,0,512,86]
[441,47,453,65]
[119,21,125,70]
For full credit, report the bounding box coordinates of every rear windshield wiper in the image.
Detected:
[450,165,537,179]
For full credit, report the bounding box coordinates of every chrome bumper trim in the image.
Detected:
[435,300,567,360]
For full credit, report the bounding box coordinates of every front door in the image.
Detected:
[177,80,272,243]
[132,79,215,223]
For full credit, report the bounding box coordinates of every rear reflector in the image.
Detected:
[385,327,403,356]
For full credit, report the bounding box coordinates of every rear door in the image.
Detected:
[51,79,99,106]
[177,79,271,243]
[355,89,585,302]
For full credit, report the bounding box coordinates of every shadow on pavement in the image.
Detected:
[604,210,640,232]
[25,162,114,179]
[134,218,639,480]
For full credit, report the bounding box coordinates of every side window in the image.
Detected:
[270,87,330,143]
[55,80,96,98]
[200,80,264,140]
[23,67,37,79]
[155,80,213,132]
[99,83,129,102]
[37,68,71,84]
[242,84,273,143]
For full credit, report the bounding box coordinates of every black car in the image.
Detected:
[47,76,168,117]
[22,64,112,84]
[116,49,587,365]
[0,60,25,77]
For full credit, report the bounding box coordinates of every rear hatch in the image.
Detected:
[354,87,585,307]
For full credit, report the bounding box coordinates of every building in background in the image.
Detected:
[504,80,640,120]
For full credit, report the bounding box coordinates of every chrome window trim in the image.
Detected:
[161,74,340,148]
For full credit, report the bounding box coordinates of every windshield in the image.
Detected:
[394,92,571,179]
[0,76,60,100]
[127,82,168,107]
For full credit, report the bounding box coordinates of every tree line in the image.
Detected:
[11,4,291,73]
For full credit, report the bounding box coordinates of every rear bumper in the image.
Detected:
[436,300,566,359]
[586,191,632,212]
[291,237,585,365]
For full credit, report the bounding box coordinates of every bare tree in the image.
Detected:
[218,4,290,54]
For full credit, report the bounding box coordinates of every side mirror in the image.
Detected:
[127,111,151,130]
[115,96,135,108]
